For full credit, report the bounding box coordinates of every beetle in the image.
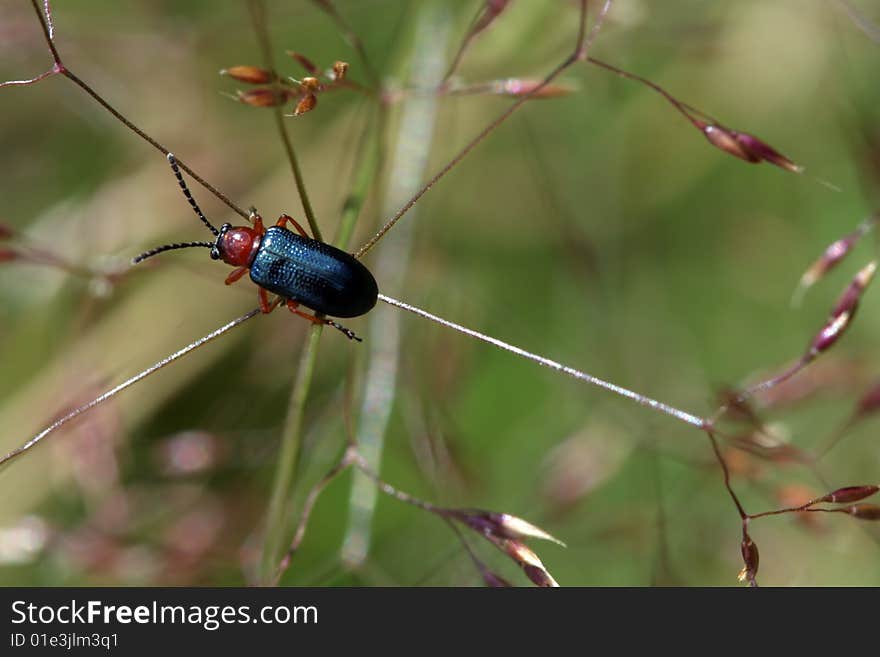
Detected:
[133,154,378,341]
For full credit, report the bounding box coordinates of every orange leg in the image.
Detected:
[286,300,361,341]
[276,214,309,238]
[286,299,324,324]
[225,266,249,285]
[259,288,282,314]
[249,207,266,235]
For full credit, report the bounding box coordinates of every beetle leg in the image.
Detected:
[258,288,283,314]
[285,300,322,323]
[248,207,266,236]
[224,266,249,285]
[276,214,309,238]
[286,300,361,341]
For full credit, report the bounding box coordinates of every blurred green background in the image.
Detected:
[1,0,879,586]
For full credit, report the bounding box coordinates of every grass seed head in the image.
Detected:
[451,510,565,546]
[730,130,803,173]
[499,539,559,587]
[817,485,879,504]
[846,503,880,520]
[286,51,320,75]
[330,61,349,81]
[807,261,877,357]
[700,123,761,163]
[293,93,317,116]
[481,570,513,588]
[738,533,759,585]
[798,229,864,293]
[220,65,275,85]
[234,88,290,107]
[473,0,513,35]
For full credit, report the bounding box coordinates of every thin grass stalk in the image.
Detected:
[248,0,325,583]
[259,64,386,589]
[266,119,382,582]
[260,323,323,583]
[353,0,615,259]
[0,308,262,471]
[340,2,449,569]
[25,0,249,220]
[273,446,357,585]
[377,294,707,428]
[834,0,880,43]
[248,0,322,240]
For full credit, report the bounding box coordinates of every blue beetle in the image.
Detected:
[133,154,377,340]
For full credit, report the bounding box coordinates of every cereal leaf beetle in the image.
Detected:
[133,154,377,341]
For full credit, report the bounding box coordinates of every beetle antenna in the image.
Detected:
[166,153,220,236]
[132,241,215,264]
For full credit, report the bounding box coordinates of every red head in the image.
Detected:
[211,223,262,267]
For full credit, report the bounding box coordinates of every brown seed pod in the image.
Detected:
[451,509,565,546]
[700,123,761,163]
[293,93,317,116]
[473,0,513,35]
[331,61,348,81]
[480,569,512,588]
[730,130,803,173]
[817,485,879,504]
[234,88,288,107]
[286,51,320,75]
[846,503,880,520]
[798,227,866,293]
[300,77,321,92]
[498,539,559,587]
[807,261,877,357]
[738,533,759,584]
[220,65,274,85]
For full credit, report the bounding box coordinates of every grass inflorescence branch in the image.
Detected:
[19,0,250,221]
